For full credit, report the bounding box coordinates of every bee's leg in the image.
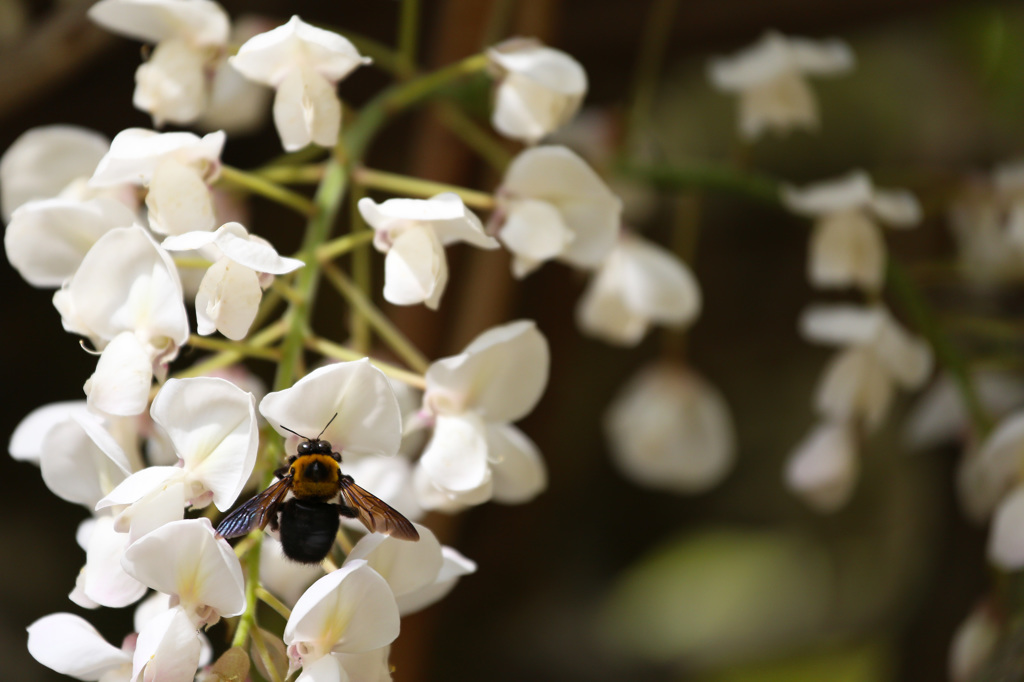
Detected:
[338,505,359,519]
[273,466,289,479]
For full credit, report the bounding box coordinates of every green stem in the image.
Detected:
[625,0,678,153]
[175,321,287,380]
[218,165,318,217]
[256,586,292,620]
[306,336,427,390]
[256,164,325,185]
[186,335,281,361]
[250,627,284,682]
[349,183,372,355]
[230,531,263,648]
[616,160,781,205]
[397,0,420,76]
[322,262,431,373]
[354,166,496,210]
[434,100,513,172]
[317,230,375,261]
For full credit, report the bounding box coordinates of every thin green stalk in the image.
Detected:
[398,0,420,76]
[306,336,426,390]
[250,627,284,682]
[626,0,678,153]
[322,262,431,373]
[174,321,287,380]
[218,165,318,217]
[230,531,263,648]
[186,334,281,361]
[256,586,292,620]
[256,164,325,185]
[354,166,496,210]
[617,160,781,205]
[317,230,375,261]
[349,183,372,355]
[434,100,513,173]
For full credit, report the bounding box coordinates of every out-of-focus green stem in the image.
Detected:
[256,164,325,185]
[435,101,513,172]
[625,0,678,152]
[174,321,287,380]
[256,586,292,620]
[186,335,281,361]
[617,160,781,205]
[322,262,430,373]
[349,182,372,355]
[218,165,317,217]
[250,627,284,682]
[397,0,420,76]
[353,166,496,210]
[317,230,375,261]
[306,336,426,390]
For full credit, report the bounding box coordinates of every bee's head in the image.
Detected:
[309,439,334,456]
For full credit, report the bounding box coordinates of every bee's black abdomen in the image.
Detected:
[278,499,340,564]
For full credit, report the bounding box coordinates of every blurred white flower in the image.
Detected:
[27,613,133,682]
[96,377,258,540]
[783,170,921,292]
[905,372,1024,451]
[949,161,1024,280]
[958,409,1024,525]
[416,320,549,508]
[162,221,303,339]
[494,145,622,277]
[577,232,701,346]
[784,420,859,512]
[487,38,587,144]
[708,31,853,140]
[230,15,370,151]
[801,303,932,431]
[605,362,735,493]
[89,0,230,126]
[283,560,400,681]
[949,602,1000,682]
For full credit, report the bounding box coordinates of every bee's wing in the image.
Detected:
[215,477,292,539]
[339,477,419,541]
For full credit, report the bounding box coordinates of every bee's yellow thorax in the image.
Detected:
[290,454,340,498]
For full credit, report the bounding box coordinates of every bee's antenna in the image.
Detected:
[280,424,310,440]
[316,413,338,440]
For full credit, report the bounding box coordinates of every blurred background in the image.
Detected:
[2,0,1022,680]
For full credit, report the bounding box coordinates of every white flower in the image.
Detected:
[783,170,921,292]
[708,31,853,140]
[96,377,258,540]
[345,523,475,615]
[90,128,225,235]
[196,16,275,135]
[260,536,325,607]
[283,560,400,681]
[605,363,735,493]
[494,145,622,277]
[131,606,203,682]
[949,602,1000,682]
[487,38,587,144]
[416,320,549,508]
[958,410,1024,522]
[949,160,1024,280]
[0,125,116,220]
[801,304,932,431]
[72,516,148,609]
[576,232,701,346]
[783,420,859,512]
[59,225,189,416]
[88,0,230,126]
[358,193,498,309]
[121,518,246,628]
[27,613,133,682]
[162,221,303,339]
[230,15,370,151]
[259,359,403,460]
[905,372,1024,451]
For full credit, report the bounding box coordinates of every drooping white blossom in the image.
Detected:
[96,377,258,540]
[162,221,303,339]
[784,420,859,512]
[27,613,133,682]
[283,560,400,681]
[708,31,854,140]
[494,145,622,277]
[230,15,370,151]
[487,38,587,145]
[72,515,148,609]
[949,160,1024,280]
[604,362,735,493]
[57,225,189,416]
[577,232,701,346]
[90,128,225,236]
[88,0,231,126]
[800,303,932,431]
[131,605,203,682]
[958,410,1024,529]
[905,372,1024,451]
[783,170,921,292]
[949,602,1000,682]
[197,16,275,135]
[415,320,549,508]
[358,193,498,309]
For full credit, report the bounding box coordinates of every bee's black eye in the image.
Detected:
[297,441,313,455]
[313,440,332,455]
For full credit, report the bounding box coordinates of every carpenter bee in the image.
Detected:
[216,415,418,564]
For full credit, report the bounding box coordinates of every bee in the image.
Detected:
[216,415,418,564]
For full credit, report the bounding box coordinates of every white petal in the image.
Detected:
[335,648,391,682]
[260,536,325,607]
[213,223,304,273]
[90,128,224,187]
[82,516,148,608]
[295,654,346,682]
[486,423,546,504]
[40,414,130,507]
[160,229,219,252]
[122,518,246,621]
[949,603,1000,682]
[230,15,369,86]
[393,547,476,616]
[260,359,403,459]
[27,613,130,680]
[346,523,443,599]
[84,331,154,416]
[960,411,1024,519]
[736,71,818,139]
[88,0,229,45]
[498,198,574,277]
[989,486,1024,569]
[799,303,885,346]
[425,319,549,422]
[419,414,490,493]
[874,317,933,389]
[133,38,208,127]
[383,226,448,309]
[815,347,894,431]
[576,261,648,346]
[784,421,859,512]
[360,193,496,249]
[788,36,855,75]
[97,465,180,510]
[284,560,400,654]
[0,125,109,220]
[807,211,886,291]
[195,258,263,340]
[618,233,702,326]
[9,400,89,464]
[708,32,796,90]
[499,146,620,268]
[146,157,216,235]
[150,377,258,511]
[605,364,736,492]
[131,607,202,682]
[869,188,921,227]
[273,64,342,151]
[781,170,874,216]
